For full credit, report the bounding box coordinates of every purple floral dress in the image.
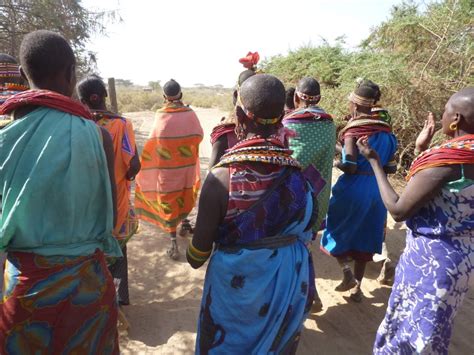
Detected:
[374,182,474,354]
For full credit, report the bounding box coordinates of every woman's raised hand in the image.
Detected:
[356,136,379,160]
[415,112,436,153]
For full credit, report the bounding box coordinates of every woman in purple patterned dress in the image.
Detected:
[357,87,474,354]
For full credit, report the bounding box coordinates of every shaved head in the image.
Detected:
[442,86,474,135]
[448,87,474,125]
[239,74,286,119]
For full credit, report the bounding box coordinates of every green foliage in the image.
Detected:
[263,0,473,172]
[0,0,120,74]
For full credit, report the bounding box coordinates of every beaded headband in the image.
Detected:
[296,91,320,102]
[236,93,280,125]
[348,92,375,107]
[164,91,182,101]
[0,62,21,78]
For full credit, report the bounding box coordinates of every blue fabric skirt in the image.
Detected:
[321,132,397,259]
[196,190,314,354]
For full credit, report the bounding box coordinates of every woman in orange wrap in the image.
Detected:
[78,75,141,306]
[135,79,203,260]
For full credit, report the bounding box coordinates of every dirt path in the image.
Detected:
[120,109,473,354]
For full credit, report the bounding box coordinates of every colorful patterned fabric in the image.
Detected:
[210,123,237,147]
[0,86,28,105]
[0,250,119,354]
[407,135,474,181]
[94,111,138,241]
[321,132,397,260]
[372,106,392,125]
[283,106,336,230]
[374,181,473,353]
[196,140,316,354]
[135,103,203,233]
[338,113,392,142]
[0,106,121,257]
[0,63,20,78]
[0,85,28,128]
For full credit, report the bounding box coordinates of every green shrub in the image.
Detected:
[263,0,473,172]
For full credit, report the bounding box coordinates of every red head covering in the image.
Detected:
[239,52,260,70]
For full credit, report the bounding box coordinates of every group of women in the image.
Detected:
[189,53,473,353]
[0,33,472,355]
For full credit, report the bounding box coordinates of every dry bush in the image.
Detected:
[264,0,473,173]
[115,87,234,113]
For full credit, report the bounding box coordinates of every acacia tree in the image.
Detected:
[0,0,119,74]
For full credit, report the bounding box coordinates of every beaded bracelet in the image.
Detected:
[186,241,212,263]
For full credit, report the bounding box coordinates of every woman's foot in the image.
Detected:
[117,307,130,331]
[313,291,323,312]
[377,259,396,286]
[167,239,180,260]
[349,282,363,303]
[178,219,194,237]
[335,268,357,292]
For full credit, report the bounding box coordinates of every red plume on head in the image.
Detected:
[239,52,260,70]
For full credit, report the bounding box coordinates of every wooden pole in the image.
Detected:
[108,77,118,113]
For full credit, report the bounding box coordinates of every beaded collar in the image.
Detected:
[215,135,301,169]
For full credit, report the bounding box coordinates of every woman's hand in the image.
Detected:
[415,112,436,153]
[356,136,379,160]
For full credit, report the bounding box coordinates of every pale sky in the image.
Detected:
[82,0,404,87]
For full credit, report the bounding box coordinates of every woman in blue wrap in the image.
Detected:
[187,74,319,354]
[321,80,397,302]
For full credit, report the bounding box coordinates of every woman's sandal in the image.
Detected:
[117,307,130,332]
[178,219,194,237]
[167,240,180,260]
[349,282,363,303]
[377,259,396,286]
[335,269,357,292]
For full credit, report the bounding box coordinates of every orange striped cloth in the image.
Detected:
[94,111,138,241]
[407,134,474,181]
[135,103,203,233]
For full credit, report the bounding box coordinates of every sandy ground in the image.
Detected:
[120,109,474,354]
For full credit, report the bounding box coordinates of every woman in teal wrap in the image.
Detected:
[0,31,120,354]
[187,74,320,354]
[283,77,336,231]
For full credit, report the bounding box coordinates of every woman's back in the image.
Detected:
[217,163,312,246]
[0,107,120,257]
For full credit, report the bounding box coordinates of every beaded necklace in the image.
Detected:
[1,83,29,92]
[215,135,301,169]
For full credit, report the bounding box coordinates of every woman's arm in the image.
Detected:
[126,146,141,180]
[357,137,453,222]
[383,155,397,175]
[335,136,358,174]
[208,135,228,170]
[100,127,117,228]
[187,167,229,269]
